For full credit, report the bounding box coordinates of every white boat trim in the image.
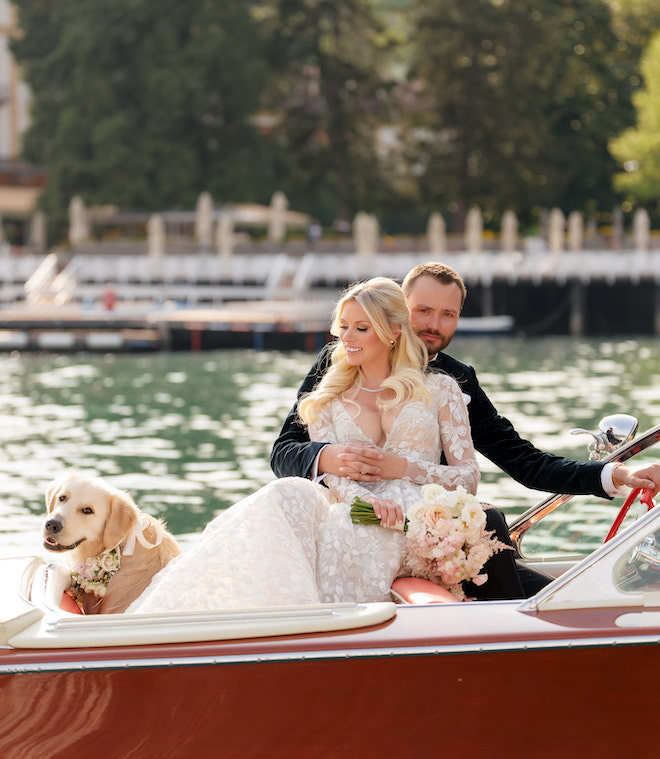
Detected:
[10,601,398,650]
[2,557,397,649]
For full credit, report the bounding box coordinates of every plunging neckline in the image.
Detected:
[336,396,412,448]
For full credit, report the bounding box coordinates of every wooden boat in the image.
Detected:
[1,417,659,759]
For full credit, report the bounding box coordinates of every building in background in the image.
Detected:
[0,1,46,245]
[0,1,28,159]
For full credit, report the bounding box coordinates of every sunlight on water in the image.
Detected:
[0,336,658,559]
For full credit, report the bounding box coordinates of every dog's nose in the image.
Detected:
[44,519,63,535]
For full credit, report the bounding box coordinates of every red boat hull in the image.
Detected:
[1,604,658,759]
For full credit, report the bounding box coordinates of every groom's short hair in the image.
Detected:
[401,262,467,309]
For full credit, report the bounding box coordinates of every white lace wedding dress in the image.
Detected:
[127,374,478,613]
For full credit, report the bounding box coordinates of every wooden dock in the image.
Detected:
[0,299,515,353]
[0,248,659,350]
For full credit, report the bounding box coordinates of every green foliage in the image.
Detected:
[608,0,660,52]
[406,0,640,223]
[260,0,402,223]
[11,0,274,223]
[10,0,660,231]
[610,31,660,201]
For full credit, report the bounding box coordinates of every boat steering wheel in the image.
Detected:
[604,488,656,543]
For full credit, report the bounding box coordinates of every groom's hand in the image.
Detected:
[615,462,660,498]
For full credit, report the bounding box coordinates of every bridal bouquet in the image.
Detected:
[350,484,509,600]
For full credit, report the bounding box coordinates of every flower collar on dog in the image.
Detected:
[69,515,165,599]
[70,549,121,599]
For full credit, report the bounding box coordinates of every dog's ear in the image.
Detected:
[45,476,65,513]
[102,489,139,550]
[45,470,79,513]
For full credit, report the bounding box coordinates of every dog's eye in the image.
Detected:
[58,494,67,502]
[81,506,94,515]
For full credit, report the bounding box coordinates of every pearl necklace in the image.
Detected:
[360,385,384,393]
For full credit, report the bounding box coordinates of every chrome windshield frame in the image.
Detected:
[509,422,660,558]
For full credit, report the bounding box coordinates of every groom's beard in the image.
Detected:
[417,329,455,355]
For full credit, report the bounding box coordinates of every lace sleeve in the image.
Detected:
[308,401,383,504]
[404,375,480,494]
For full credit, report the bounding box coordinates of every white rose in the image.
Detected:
[460,503,486,544]
[99,551,119,573]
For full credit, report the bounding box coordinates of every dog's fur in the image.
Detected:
[42,471,181,613]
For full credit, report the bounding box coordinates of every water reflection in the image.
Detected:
[1,336,658,558]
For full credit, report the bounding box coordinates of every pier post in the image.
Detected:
[427,212,446,254]
[570,282,585,336]
[481,285,494,317]
[253,331,265,351]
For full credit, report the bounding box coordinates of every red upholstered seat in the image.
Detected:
[61,591,84,614]
[391,577,456,604]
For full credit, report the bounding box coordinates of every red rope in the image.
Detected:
[604,487,655,543]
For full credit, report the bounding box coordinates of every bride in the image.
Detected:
[127,277,479,613]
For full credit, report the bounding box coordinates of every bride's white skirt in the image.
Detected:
[128,477,406,613]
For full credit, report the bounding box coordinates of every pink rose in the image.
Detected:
[422,503,453,530]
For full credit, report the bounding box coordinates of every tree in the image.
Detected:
[608,0,660,53]
[610,31,660,202]
[11,0,273,224]
[262,0,401,224]
[405,0,641,228]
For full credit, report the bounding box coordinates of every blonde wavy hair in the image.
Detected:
[298,277,431,425]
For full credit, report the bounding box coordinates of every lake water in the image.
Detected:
[2,335,659,560]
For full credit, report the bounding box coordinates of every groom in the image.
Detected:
[270,261,660,597]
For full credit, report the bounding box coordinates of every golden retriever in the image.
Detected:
[42,471,181,614]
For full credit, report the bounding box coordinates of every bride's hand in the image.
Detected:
[320,443,384,480]
[371,497,405,531]
[319,444,407,482]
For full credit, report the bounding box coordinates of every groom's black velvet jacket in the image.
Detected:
[269,344,608,498]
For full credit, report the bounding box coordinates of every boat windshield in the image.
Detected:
[517,492,640,563]
[527,505,660,612]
